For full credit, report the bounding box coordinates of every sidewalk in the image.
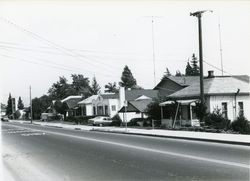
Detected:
[8,120,250,145]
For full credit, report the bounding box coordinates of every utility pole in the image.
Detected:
[190,10,212,105]
[29,86,33,124]
[144,16,162,86]
[151,17,156,86]
[218,14,224,76]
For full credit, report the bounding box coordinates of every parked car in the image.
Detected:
[128,118,152,127]
[1,116,9,122]
[88,116,112,126]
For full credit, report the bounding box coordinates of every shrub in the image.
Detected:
[194,102,207,121]
[204,108,230,130]
[231,116,250,134]
[110,114,122,126]
[14,110,21,119]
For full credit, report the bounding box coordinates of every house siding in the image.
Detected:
[209,95,250,121]
[108,99,120,117]
[86,104,93,116]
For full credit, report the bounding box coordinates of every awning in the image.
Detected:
[159,99,198,106]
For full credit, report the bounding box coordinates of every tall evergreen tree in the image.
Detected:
[90,76,101,95]
[175,70,182,77]
[105,82,119,93]
[6,93,12,116]
[162,67,171,79]
[185,62,193,76]
[17,96,24,109]
[119,65,137,89]
[190,53,199,75]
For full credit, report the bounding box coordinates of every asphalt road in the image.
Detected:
[1,122,250,181]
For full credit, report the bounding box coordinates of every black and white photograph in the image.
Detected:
[1,0,250,180]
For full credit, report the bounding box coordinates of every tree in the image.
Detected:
[175,70,182,77]
[190,53,199,75]
[162,67,171,79]
[54,100,68,118]
[90,76,101,95]
[17,96,24,109]
[71,74,91,98]
[185,54,200,76]
[31,95,52,119]
[105,82,119,93]
[48,76,72,100]
[185,62,193,76]
[6,93,12,116]
[119,65,137,89]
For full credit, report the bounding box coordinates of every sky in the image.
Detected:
[0,1,250,106]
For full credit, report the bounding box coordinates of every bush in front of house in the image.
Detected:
[110,114,122,126]
[231,116,250,134]
[65,116,95,125]
[204,108,230,130]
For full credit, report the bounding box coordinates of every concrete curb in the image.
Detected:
[7,120,250,146]
[91,129,250,146]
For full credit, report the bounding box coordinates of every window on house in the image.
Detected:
[221,102,228,119]
[111,105,116,111]
[238,102,244,117]
[93,107,96,115]
[105,105,108,115]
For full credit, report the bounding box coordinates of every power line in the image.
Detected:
[0,17,125,73]
[0,53,116,78]
[203,60,233,76]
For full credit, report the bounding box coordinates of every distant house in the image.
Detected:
[87,88,159,121]
[160,72,250,127]
[61,96,83,117]
[78,95,99,116]
[154,76,199,98]
[92,93,119,118]
[118,89,159,121]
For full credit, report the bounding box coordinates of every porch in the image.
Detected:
[159,99,200,128]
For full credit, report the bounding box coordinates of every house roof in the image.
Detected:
[119,99,153,113]
[100,93,119,99]
[154,76,199,90]
[78,95,98,105]
[96,89,158,101]
[61,96,82,102]
[167,76,250,99]
[125,89,159,101]
[61,96,83,109]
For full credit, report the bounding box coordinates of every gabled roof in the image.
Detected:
[154,76,199,90]
[119,99,153,113]
[135,95,152,101]
[61,96,82,102]
[125,89,159,101]
[167,76,200,86]
[61,96,83,109]
[100,93,119,99]
[78,95,98,105]
[96,89,158,101]
[168,76,250,99]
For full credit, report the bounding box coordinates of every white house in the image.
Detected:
[160,73,250,127]
[77,95,98,116]
[90,87,159,122]
[91,93,119,118]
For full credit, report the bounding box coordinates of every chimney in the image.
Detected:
[119,87,125,109]
[208,70,214,78]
